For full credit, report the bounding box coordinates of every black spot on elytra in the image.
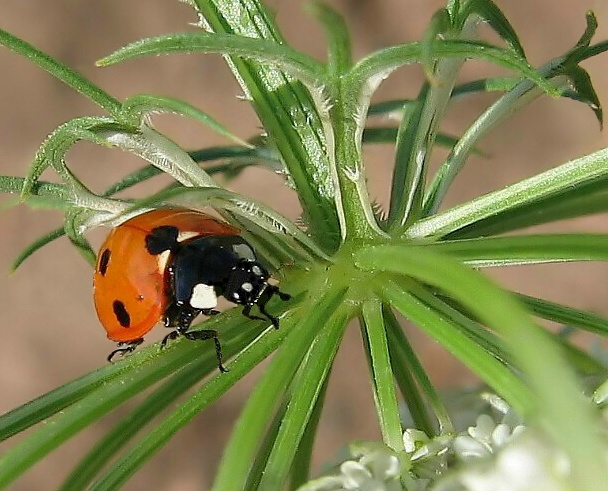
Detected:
[145,226,179,255]
[98,248,111,276]
[113,300,131,328]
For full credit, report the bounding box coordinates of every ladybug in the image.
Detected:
[93,208,290,371]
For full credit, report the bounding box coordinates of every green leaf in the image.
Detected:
[445,179,608,239]
[121,94,252,147]
[11,145,270,271]
[388,10,477,232]
[408,147,608,239]
[382,279,527,411]
[385,313,436,436]
[384,306,453,435]
[367,99,415,117]
[363,126,463,152]
[415,287,519,377]
[574,11,598,49]
[423,73,547,215]
[516,294,608,338]
[0,176,70,210]
[433,289,605,377]
[0,345,200,488]
[565,65,602,126]
[64,209,97,267]
[349,39,559,101]
[423,69,568,215]
[100,145,270,197]
[10,228,65,272]
[427,234,608,266]
[452,77,521,96]
[420,9,452,80]
[98,32,326,89]
[289,380,328,489]
[0,349,156,442]
[59,361,209,491]
[387,89,428,229]
[557,339,606,376]
[212,288,347,491]
[257,304,349,490]
[244,399,287,491]
[456,0,525,57]
[0,28,120,114]
[102,125,218,188]
[360,300,404,451]
[306,2,352,77]
[424,37,605,215]
[21,117,132,215]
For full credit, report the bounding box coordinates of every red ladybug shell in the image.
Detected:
[93,209,239,343]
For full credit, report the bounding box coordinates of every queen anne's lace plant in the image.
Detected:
[1,1,608,489]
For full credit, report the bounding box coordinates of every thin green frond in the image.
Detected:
[307,2,352,77]
[212,289,347,491]
[257,305,349,490]
[361,300,404,451]
[348,39,560,102]
[0,28,120,114]
[456,0,525,56]
[98,32,327,89]
[408,147,608,239]
[121,94,252,147]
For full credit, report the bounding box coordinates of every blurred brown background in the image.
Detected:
[1,1,608,489]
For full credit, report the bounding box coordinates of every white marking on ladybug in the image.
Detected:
[177,231,200,243]
[242,282,253,292]
[251,265,263,276]
[190,283,218,309]
[156,250,171,270]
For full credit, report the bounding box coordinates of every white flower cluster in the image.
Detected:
[297,442,404,491]
[433,416,572,491]
[297,408,607,491]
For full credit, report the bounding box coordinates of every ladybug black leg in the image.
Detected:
[277,291,292,301]
[160,330,180,349]
[161,326,227,373]
[255,285,292,329]
[181,329,227,373]
[241,304,265,323]
[201,308,221,316]
[107,339,143,362]
[258,303,280,329]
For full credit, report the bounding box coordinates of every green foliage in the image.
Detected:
[1,1,608,489]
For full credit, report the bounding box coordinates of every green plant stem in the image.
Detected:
[330,90,384,239]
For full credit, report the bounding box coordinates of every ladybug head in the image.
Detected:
[224,259,291,327]
[224,259,270,306]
